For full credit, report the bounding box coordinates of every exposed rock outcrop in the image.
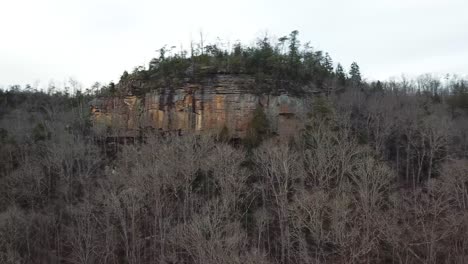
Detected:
[90,75,309,139]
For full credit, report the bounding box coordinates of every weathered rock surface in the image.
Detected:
[90,75,309,139]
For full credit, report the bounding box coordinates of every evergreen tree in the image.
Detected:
[372,80,384,92]
[114,31,359,94]
[120,71,129,82]
[277,36,289,54]
[349,62,362,87]
[245,107,270,148]
[288,30,300,59]
[253,37,274,74]
[335,63,346,86]
[324,52,334,74]
[288,30,301,77]
[109,82,116,95]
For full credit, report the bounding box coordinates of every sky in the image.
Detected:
[1,0,467,90]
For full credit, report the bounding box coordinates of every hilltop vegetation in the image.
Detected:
[1,31,468,263]
[105,31,358,96]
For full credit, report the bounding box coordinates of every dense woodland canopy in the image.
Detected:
[1,31,468,263]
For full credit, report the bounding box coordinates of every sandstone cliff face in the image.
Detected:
[90,75,309,139]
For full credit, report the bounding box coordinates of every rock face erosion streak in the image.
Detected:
[90,75,308,139]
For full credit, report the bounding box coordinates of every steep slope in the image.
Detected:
[90,74,308,138]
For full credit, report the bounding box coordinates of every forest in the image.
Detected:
[1,31,468,263]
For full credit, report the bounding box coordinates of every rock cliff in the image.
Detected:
[90,74,309,139]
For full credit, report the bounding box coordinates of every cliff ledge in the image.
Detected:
[90,74,308,139]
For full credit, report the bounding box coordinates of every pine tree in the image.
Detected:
[324,52,334,74]
[288,30,300,59]
[335,63,346,86]
[120,71,129,82]
[288,30,301,78]
[372,80,384,92]
[349,62,362,87]
[109,82,116,95]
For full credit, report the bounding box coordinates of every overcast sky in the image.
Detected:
[1,0,467,89]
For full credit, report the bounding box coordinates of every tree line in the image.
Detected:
[113,31,362,96]
[1,44,468,263]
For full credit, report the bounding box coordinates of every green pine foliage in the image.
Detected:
[335,63,347,86]
[122,30,344,94]
[244,107,270,148]
[349,61,362,87]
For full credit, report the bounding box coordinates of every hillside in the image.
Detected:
[89,31,352,141]
[1,31,468,263]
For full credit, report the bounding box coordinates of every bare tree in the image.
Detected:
[253,141,303,263]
